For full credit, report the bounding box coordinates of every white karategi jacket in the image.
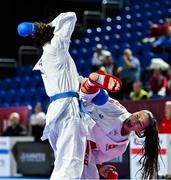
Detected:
[80,90,132,164]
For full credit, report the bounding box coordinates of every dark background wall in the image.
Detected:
[0,0,102,59]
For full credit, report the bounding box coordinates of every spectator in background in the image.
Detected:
[117,48,141,99]
[2,112,27,136]
[92,44,111,71]
[102,54,113,75]
[99,54,118,75]
[159,101,171,133]
[129,81,149,101]
[166,67,171,95]
[142,18,171,43]
[30,102,46,141]
[149,68,167,97]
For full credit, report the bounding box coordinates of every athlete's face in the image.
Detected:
[124,111,150,132]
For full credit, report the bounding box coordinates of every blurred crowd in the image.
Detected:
[2,102,46,142]
[91,43,171,100]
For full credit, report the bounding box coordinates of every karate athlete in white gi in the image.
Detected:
[17,12,96,180]
[79,71,160,180]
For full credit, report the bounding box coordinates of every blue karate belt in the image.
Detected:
[49,91,89,115]
[49,91,79,103]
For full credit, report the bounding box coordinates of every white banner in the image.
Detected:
[0,137,34,177]
[130,133,171,179]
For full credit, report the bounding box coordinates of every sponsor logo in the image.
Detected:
[20,152,46,162]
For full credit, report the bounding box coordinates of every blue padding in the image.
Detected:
[91,89,109,106]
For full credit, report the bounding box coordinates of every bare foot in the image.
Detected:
[108,77,116,90]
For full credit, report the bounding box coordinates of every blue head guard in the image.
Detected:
[17,22,35,37]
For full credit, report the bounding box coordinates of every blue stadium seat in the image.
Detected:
[125,14,132,22]
[88,36,101,47]
[141,52,155,69]
[2,78,11,90]
[70,49,78,59]
[120,33,131,43]
[5,89,16,103]
[84,29,94,38]
[35,87,46,101]
[100,35,110,46]
[2,102,10,107]
[73,39,82,49]
[108,44,120,57]
[112,34,121,44]
[81,38,91,48]
[82,68,91,77]
[10,76,21,89]
[132,22,143,31]
[11,102,20,107]
[14,88,26,103]
[95,27,102,36]
[78,47,88,59]
[132,4,140,12]
[102,17,112,28]
[130,42,142,55]
[132,13,142,21]
[0,90,6,103]
[23,88,36,102]
[75,58,85,70]
[24,65,34,76]
[31,75,42,88]
[86,48,94,59]
[113,24,122,34]
[141,43,151,52]
[167,8,171,16]
[122,23,132,33]
[19,76,31,89]
[15,66,25,76]
[101,26,112,36]
[119,43,131,54]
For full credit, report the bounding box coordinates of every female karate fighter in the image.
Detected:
[80,71,160,180]
[17,12,121,180]
[17,12,93,180]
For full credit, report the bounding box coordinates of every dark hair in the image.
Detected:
[32,22,55,47]
[137,116,160,179]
